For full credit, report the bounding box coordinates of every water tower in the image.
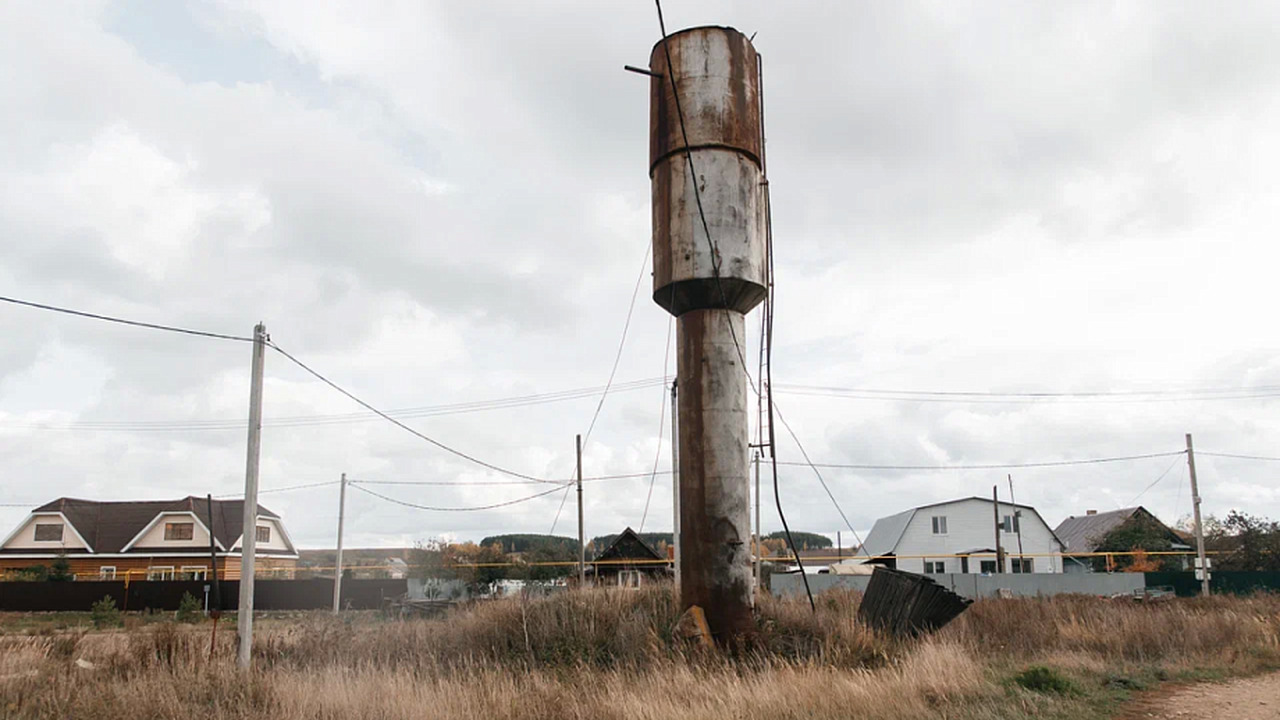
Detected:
[648,26,766,640]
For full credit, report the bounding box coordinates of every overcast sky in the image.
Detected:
[2,1,1279,550]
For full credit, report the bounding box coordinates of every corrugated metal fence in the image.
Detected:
[0,578,407,612]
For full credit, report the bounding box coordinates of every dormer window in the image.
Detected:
[256,525,271,543]
[164,522,194,541]
[33,523,63,541]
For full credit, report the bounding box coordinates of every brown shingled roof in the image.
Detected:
[29,496,281,554]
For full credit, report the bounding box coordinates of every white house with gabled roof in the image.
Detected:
[860,496,1066,575]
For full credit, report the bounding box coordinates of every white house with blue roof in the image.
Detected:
[860,497,1066,575]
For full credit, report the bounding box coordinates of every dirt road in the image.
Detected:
[1141,673,1280,719]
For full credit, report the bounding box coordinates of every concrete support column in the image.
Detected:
[676,308,753,639]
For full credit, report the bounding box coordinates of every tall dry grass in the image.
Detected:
[2,586,1278,719]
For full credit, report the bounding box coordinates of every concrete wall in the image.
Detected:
[772,571,1145,600]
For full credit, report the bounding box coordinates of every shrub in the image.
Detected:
[90,595,122,629]
[1013,665,1076,694]
[48,556,74,582]
[176,592,203,623]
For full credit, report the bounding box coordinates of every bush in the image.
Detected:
[48,556,74,582]
[90,595,122,629]
[1012,665,1076,694]
[176,592,203,623]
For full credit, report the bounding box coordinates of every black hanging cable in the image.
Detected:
[267,342,557,484]
[761,171,814,611]
[351,481,570,512]
[550,240,655,534]
[0,294,253,342]
[1127,454,1186,507]
[640,316,675,532]
[1198,451,1280,462]
[774,450,1187,471]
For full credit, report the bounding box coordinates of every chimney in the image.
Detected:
[1086,510,1097,516]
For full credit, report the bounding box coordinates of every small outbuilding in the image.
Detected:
[589,527,668,587]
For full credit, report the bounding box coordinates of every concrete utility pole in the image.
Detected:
[332,473,347,613]
[647,26,767,640]
[576,434,585,587]
[992,485,1005,574]
[670,381,680,590]
[1186,433,1210,597]
[237,322,266,670]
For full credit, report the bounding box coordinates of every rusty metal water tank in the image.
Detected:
[649,27,767,317]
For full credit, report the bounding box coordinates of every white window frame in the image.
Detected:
[146,566,176,581]
[180,566,208,580]
[33,523,64,542]
[617,569,643,588]
[923,560,945,575]
[1010,558,1033,574]
[931,516,948,535]
[979,559,998,574]
[98,565,117,580]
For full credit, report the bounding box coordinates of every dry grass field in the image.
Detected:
[2,587,1278,719]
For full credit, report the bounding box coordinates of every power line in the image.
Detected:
[775,385,1280,405]
[0,295,252,342]
[776,382,1280,400]
[1127,455,1185,507]
[771,403,866,557]
[1197,451,1280,462]
[355,470,668,487]
[215,480,341,498]
[351,481,570,512]
[640,316,674,532]
[267,342,557,484]
[0,377,669,433]
[550,238,655,535]
[776,450,1186,472]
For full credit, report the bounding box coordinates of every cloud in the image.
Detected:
[1,1,1279,550]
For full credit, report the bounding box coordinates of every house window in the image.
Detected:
[1011,558,1034,574]
[99,566,116,580]
[33,523,64,542]
[180,566,208,580]
[1001,514,1020,533]
[931,516,948,535]
[164,522,194,541]
[146,566,175,581]
[979,560,997,574]
[923,560,946,574]
[617,570,643,588]
[255,525,271,543]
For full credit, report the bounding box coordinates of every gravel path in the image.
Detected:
[1142,674,1280,719]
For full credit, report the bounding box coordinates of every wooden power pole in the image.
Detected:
[237,322,266,670]
[1186,433,1210,597]
[1008,474,1025,568]
[991,485,1005,573]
